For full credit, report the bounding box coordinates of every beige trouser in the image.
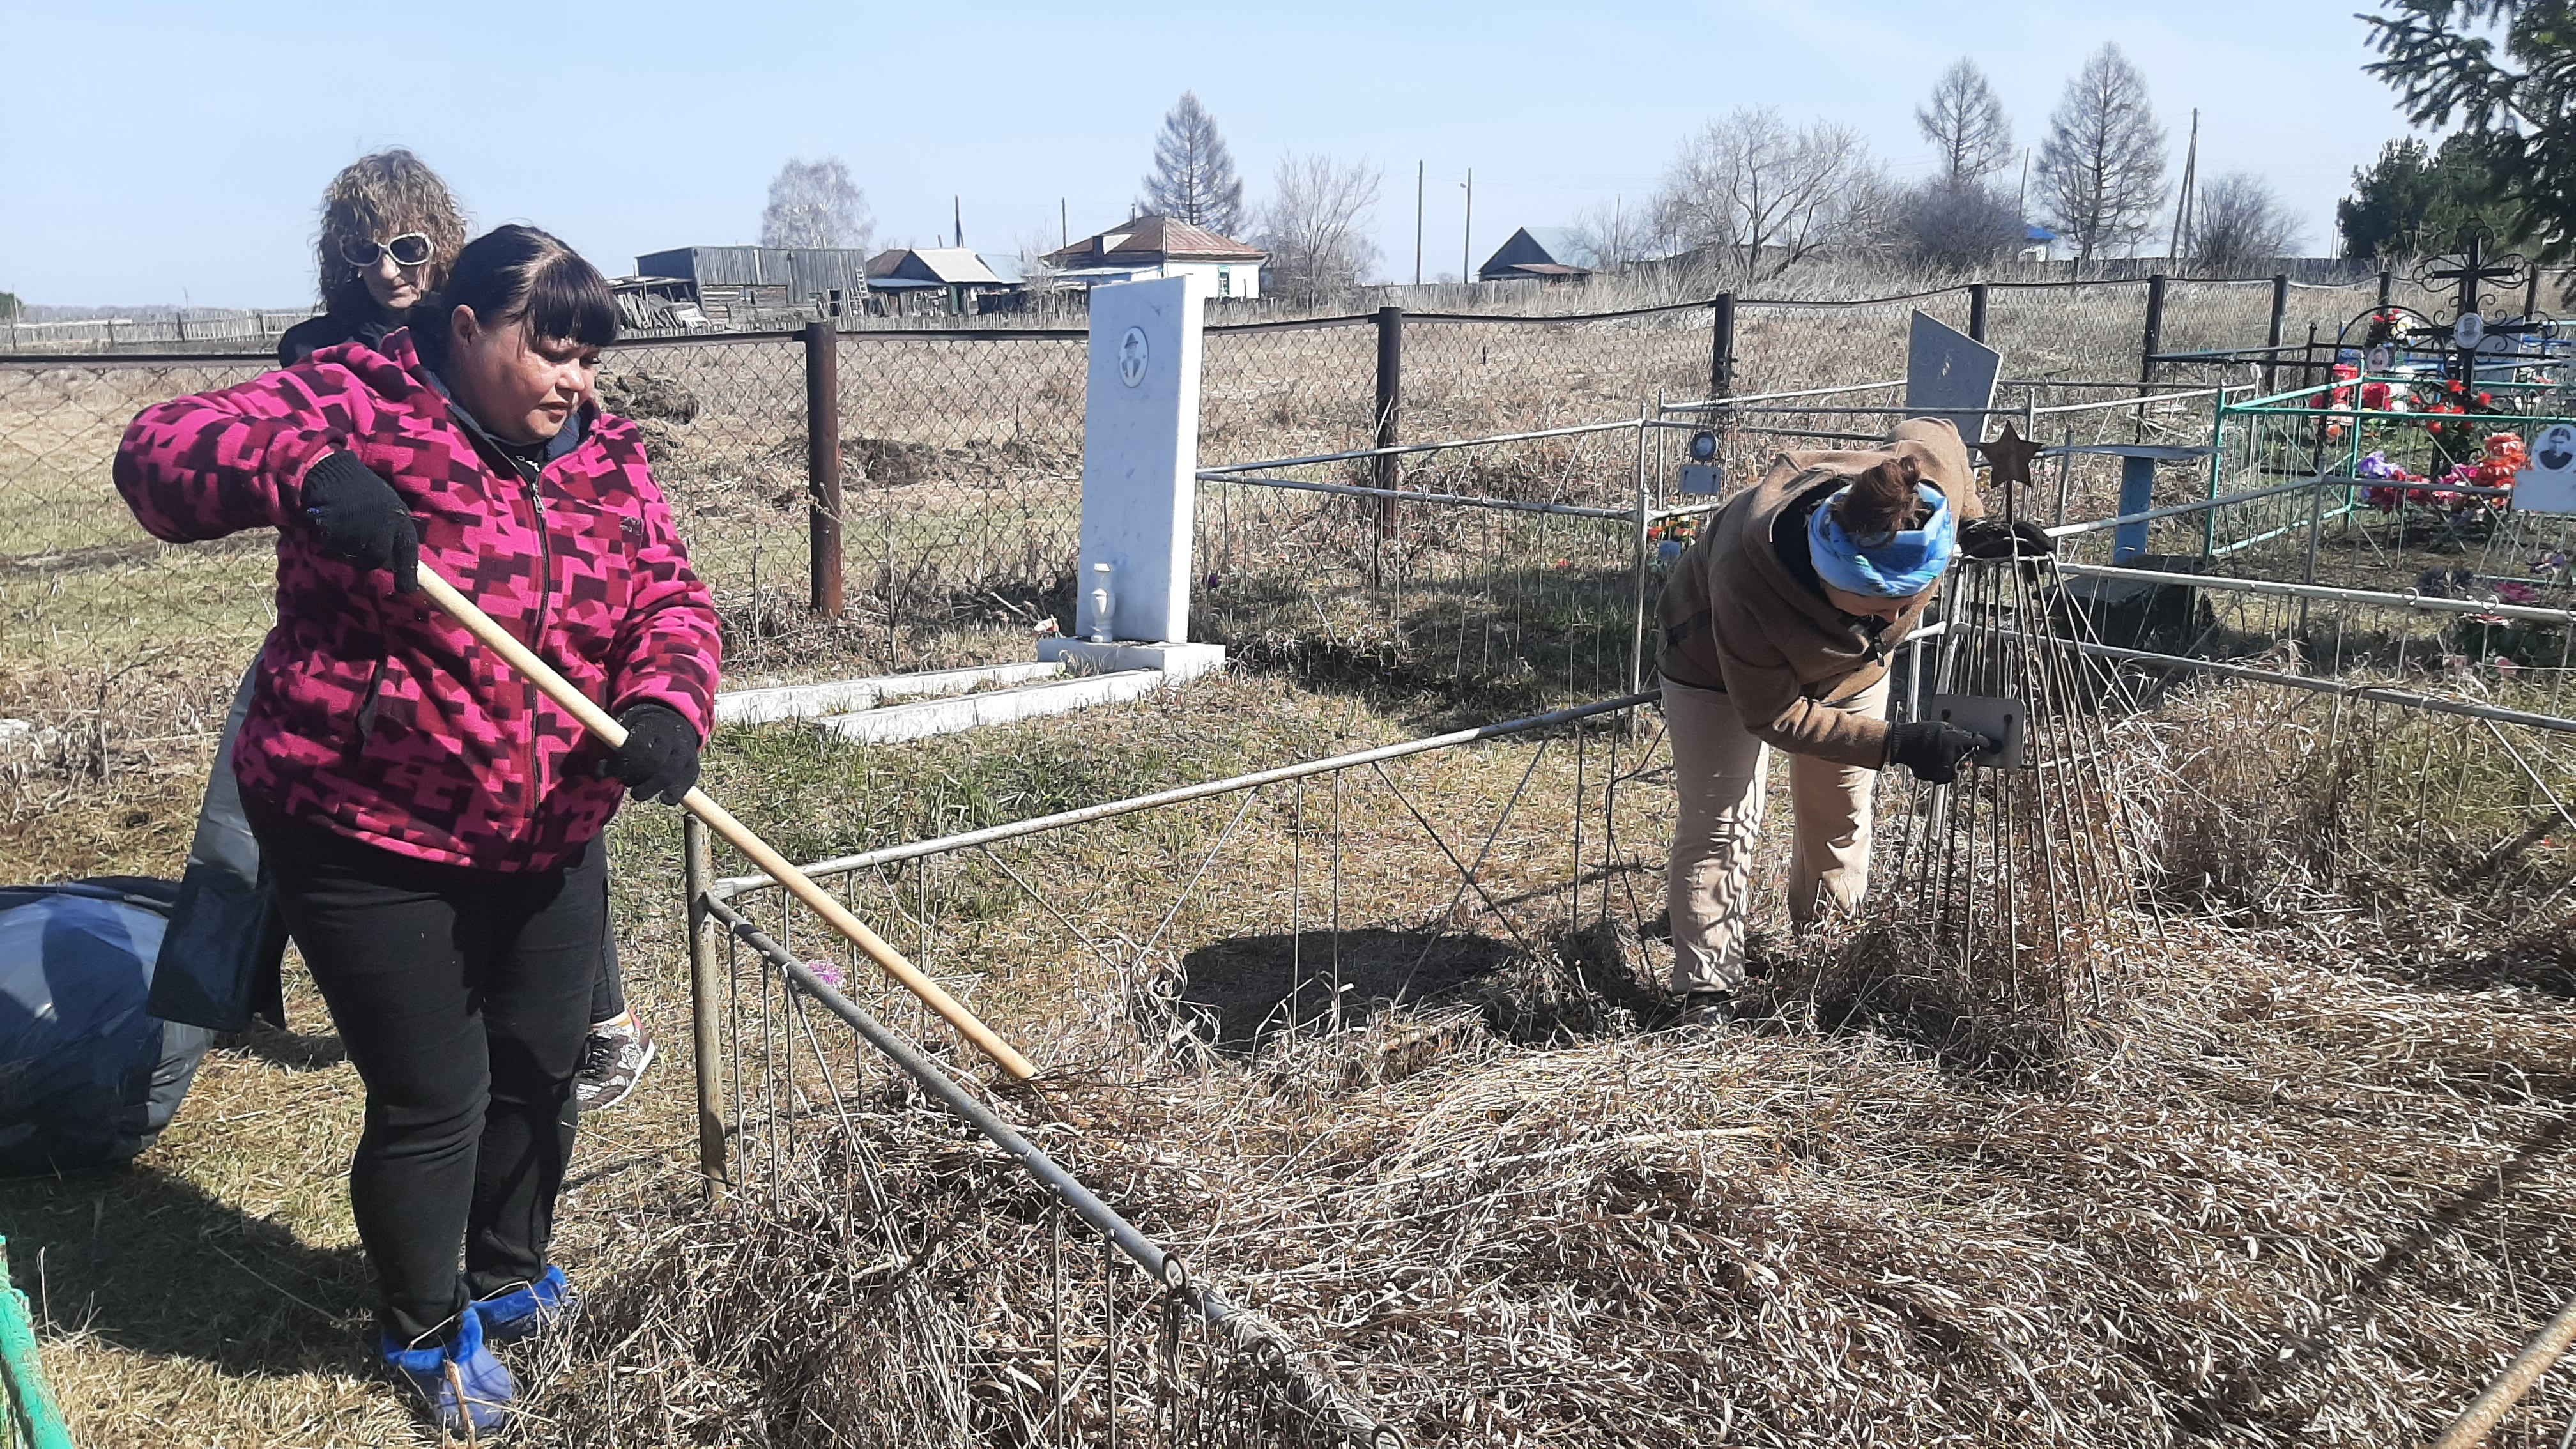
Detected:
[1662,675,1889,994]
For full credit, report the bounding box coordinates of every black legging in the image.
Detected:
[246,799,597,1345]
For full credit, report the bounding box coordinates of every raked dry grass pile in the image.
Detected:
[496,674,2573,1449]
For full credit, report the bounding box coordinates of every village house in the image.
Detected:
[864,247,1028,314]
[1476,227,1604,283]
[1041,216,1267,299]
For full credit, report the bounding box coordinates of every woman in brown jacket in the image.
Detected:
[1654,418,1997,1023]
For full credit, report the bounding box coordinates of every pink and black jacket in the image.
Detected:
[114,330,721,872]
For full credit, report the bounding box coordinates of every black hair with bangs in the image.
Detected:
[415,224,617,365]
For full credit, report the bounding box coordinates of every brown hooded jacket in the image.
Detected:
[1655,417,1984,769]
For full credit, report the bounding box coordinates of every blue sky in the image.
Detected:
[2,1,2423,307]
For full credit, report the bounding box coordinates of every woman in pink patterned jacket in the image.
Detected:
[114,224,719,1436]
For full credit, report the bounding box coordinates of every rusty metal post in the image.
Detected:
[684,813,728,1186]
[802,320,844,617]
[1710,293,1736,399]
[1968,282,1989,343]
[2264,273,2289,395]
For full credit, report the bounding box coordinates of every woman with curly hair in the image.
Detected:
[275,148,468,365]
[119,224,721,1434]
[165,154,661,1120]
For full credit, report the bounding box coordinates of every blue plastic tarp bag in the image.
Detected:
[0,879,212,1177]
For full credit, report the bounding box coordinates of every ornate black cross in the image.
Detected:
[2409,230,2543,382]
[2423,230,2526,323]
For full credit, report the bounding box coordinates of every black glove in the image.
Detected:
[1955,517,2057,563]
[1885,719,1993,785]
[599,703,700,804]
[301,450,419,593]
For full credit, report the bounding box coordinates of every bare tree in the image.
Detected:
[1140,93,1247,238]
[1569,199,1657,271]
[1917,59,2014,184]
[760,157,873,250]
[1652,107,1879,281]
[2035,44,2169,265]
[1257,154,1383,298]
[2188,172,2304,274]
[1894,178,2027,273]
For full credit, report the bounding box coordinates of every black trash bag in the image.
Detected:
[0,878,213,1176]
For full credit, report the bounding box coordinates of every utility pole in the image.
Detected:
[2016,147,2030,223]
[2166,109,2200,264]
[1414,160,1425,286]
[954,195,964,249]
[1060,198,1068,250]
[1464,168,1475,282]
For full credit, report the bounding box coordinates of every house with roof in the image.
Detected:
[2019,224,2058,263]
[1041,216,1267,299]
[634,245,873,324]
[865,247,1027,313]
[1477,227,1604,283]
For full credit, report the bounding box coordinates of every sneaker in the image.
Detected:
[476,1265,576,1344]
[574,1011,656,1112]
[381,1304,514,1437]
[1673,990,1736,1029]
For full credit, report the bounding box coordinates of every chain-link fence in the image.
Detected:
[4,275,2401,723]
[1197,424,1648,708]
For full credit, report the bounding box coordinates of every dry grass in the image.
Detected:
[5,653,2575,1445]
[500,675,2574,1449]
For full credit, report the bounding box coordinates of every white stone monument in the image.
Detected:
[1039,275,1227,682]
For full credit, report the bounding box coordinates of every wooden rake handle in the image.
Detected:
[412,564,1038,1080]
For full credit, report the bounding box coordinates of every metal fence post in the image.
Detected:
[2264,274,2289,395]
[1372,306,1402,599]
[2136,273,2166,442]
[1373,306,1402,489]
[1968,282,1990,344]
[1710,293,1736,399]
[2377,269,2393,309]
[803,320,845,617]
[685,813,728,1186]
[2139,273,2167,388]
[1629,405,1650,702]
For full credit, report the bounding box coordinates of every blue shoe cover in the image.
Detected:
[477,1264,576,1343]
[381,1303,515,1436]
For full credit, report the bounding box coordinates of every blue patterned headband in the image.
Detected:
[1806,483,1955,598]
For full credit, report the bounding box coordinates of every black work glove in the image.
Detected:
[1955,517,2058,563]
[1885,719,1994,785]
[599,703,700,804]
[300,450,419,593]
